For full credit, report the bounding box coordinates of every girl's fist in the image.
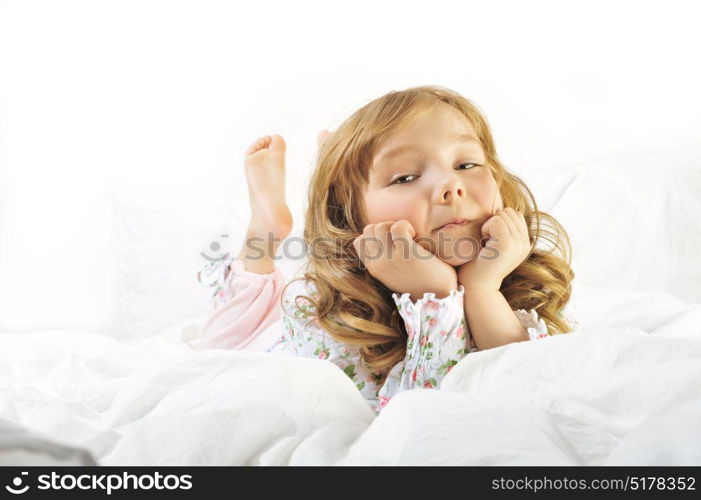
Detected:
[353,219,458,301]
[457,207,531,290]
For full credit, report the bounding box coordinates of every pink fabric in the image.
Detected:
[192,258,286,351]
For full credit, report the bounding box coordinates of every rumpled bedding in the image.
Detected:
[1,283,700,465]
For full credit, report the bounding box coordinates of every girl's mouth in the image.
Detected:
[436,219,471,231]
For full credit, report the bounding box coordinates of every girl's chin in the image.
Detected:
[441,254,476,267]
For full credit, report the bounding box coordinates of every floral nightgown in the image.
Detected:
[194,255,552,415]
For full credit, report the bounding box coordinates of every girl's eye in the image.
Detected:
[457,162,480,170]
[389,163,480,186]
[391,175,417,185]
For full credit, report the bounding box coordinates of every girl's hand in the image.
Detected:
[353,220,459,302]
[457,208,531,291]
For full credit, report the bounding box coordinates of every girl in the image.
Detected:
[193,85,575,415]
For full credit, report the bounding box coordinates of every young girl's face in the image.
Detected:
[362,102,503,267]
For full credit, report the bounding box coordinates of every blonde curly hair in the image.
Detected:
[280,85,575,387]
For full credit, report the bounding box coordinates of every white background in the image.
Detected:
[1,0,699,335]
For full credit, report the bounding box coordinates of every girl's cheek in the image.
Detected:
[363,194,389,224]
[472,175,502,213]
[488,189,504,213]
[365,194,423,226]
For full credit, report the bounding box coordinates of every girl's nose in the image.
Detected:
[438,176,466,203]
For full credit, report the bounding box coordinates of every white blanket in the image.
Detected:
[1,284,700,465]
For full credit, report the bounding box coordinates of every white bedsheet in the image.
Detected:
[1,284,700,465]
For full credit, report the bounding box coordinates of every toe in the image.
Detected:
[269,134,286,152]
[245,135,273,156]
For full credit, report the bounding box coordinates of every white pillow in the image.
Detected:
[518,149,701,303]
[112,187,243,339]
[114,148,700,342]
[112,186,306,339]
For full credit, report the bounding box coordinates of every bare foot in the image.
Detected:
[243,134,293,244]
[317,130,332,149]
